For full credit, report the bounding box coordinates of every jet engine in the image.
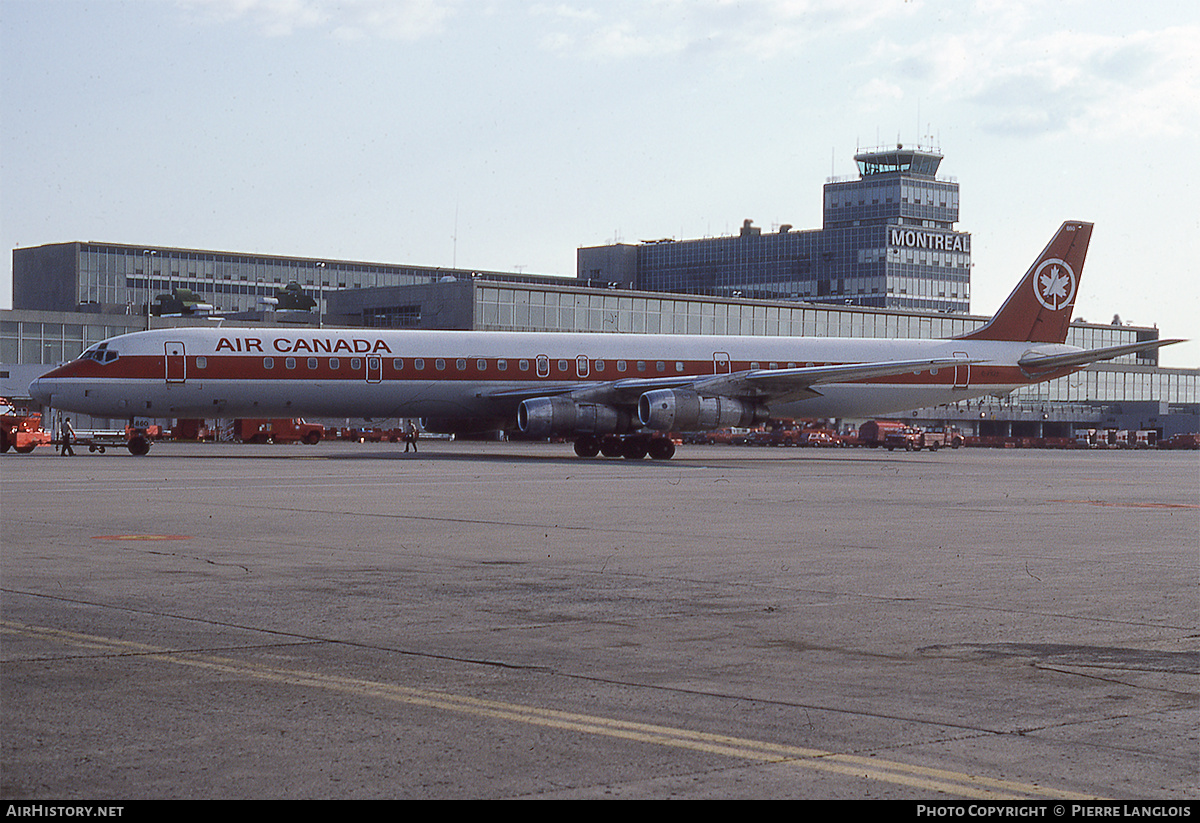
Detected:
[517,397,633,438]
[638,389,767,432]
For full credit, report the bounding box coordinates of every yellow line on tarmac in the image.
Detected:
[1,620,1102,800]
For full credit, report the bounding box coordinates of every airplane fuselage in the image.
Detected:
[30,326,1066,425]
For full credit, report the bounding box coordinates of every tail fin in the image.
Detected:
[958,221,1093,343]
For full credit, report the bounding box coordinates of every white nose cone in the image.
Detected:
[28,376,52,406]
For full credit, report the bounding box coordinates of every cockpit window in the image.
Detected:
[78,343,120,364]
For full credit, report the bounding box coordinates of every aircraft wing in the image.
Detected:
[485,356,975,406]
[1018,339,1185,375]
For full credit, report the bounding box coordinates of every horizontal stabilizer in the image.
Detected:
[1018,339,1185,374]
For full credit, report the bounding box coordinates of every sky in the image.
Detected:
[2,0,1197,366]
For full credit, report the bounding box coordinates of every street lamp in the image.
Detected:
[142,249,157,329]
[316,262,326,328]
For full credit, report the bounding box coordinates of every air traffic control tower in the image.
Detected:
[578,143,972,313]
[823,143,971,311]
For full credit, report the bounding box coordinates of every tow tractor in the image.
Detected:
[1,398,53,454]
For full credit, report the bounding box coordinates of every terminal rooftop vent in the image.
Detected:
[274,281,317,312]
[150,287,213,317]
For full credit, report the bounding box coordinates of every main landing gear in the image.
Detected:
[573,433,676,461]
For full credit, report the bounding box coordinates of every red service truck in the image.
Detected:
[235,419,323,445]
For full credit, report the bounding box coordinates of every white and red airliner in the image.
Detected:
[29,221,1181,458]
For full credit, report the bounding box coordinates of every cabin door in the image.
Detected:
[165,341,186,383]
[366,356,382,383]
[952,351,970,390]
[713,352,731,375]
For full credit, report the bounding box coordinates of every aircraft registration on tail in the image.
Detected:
[29,222,1182,458]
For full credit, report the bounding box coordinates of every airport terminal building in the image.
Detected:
[578,145,970,313]
[9,239,546,320]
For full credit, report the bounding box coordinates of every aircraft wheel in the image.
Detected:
[127,436,151,456]
[648,437,675,460]
[573,436,600,458]
[621,437,648,460]
[600,437,623,458]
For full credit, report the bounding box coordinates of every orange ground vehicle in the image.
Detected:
[883,425,963,451]
[1160,433,1199,450]
[235,419,323,444]
[797,429,838,447]
[172,418,215,441]
[884,426,925,451]
[920,426,965,450]
[1,398,52,454]
[858,420,909,448]
[343,427,406,443]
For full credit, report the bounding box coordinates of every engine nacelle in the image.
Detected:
[517,397,633,438]
[638,389,767,432]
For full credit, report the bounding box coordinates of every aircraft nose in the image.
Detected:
[28,374,54,406]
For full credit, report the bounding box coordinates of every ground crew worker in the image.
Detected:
[405,421,418,453]
[60,416,76,457]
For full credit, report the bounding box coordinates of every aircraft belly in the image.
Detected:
[40,378,515,422]
[185,379,516,421]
